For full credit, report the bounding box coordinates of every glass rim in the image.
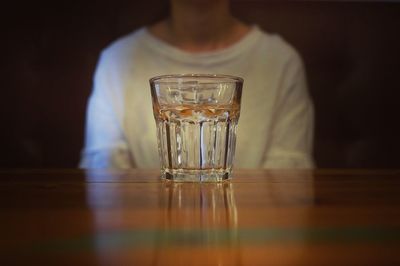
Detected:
[149,74,244,84]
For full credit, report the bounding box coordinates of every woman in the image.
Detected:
[80,0,314,169]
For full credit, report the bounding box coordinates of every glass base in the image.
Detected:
[161,169,231,182]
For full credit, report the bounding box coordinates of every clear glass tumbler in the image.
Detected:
[150,74,243,182]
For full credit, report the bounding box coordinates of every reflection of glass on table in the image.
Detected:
[155,182,240,265]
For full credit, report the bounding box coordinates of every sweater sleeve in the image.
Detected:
[262,52,315,169]
[79,51,134,169]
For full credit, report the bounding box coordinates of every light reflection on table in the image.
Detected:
[84,170,314,265]
[2,169,399,265]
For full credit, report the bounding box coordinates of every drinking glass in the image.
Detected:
[150,74,243,182]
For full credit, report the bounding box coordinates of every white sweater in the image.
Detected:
[80,26,314,169]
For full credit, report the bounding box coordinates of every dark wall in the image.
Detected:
[1,1,400,168]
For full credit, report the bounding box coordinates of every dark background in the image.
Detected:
[1,0,400,168]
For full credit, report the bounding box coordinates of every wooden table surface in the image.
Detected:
[1,169,400,265]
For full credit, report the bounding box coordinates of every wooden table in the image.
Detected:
[1,169,400,265]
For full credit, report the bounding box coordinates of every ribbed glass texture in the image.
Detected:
[150,74,243,182]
